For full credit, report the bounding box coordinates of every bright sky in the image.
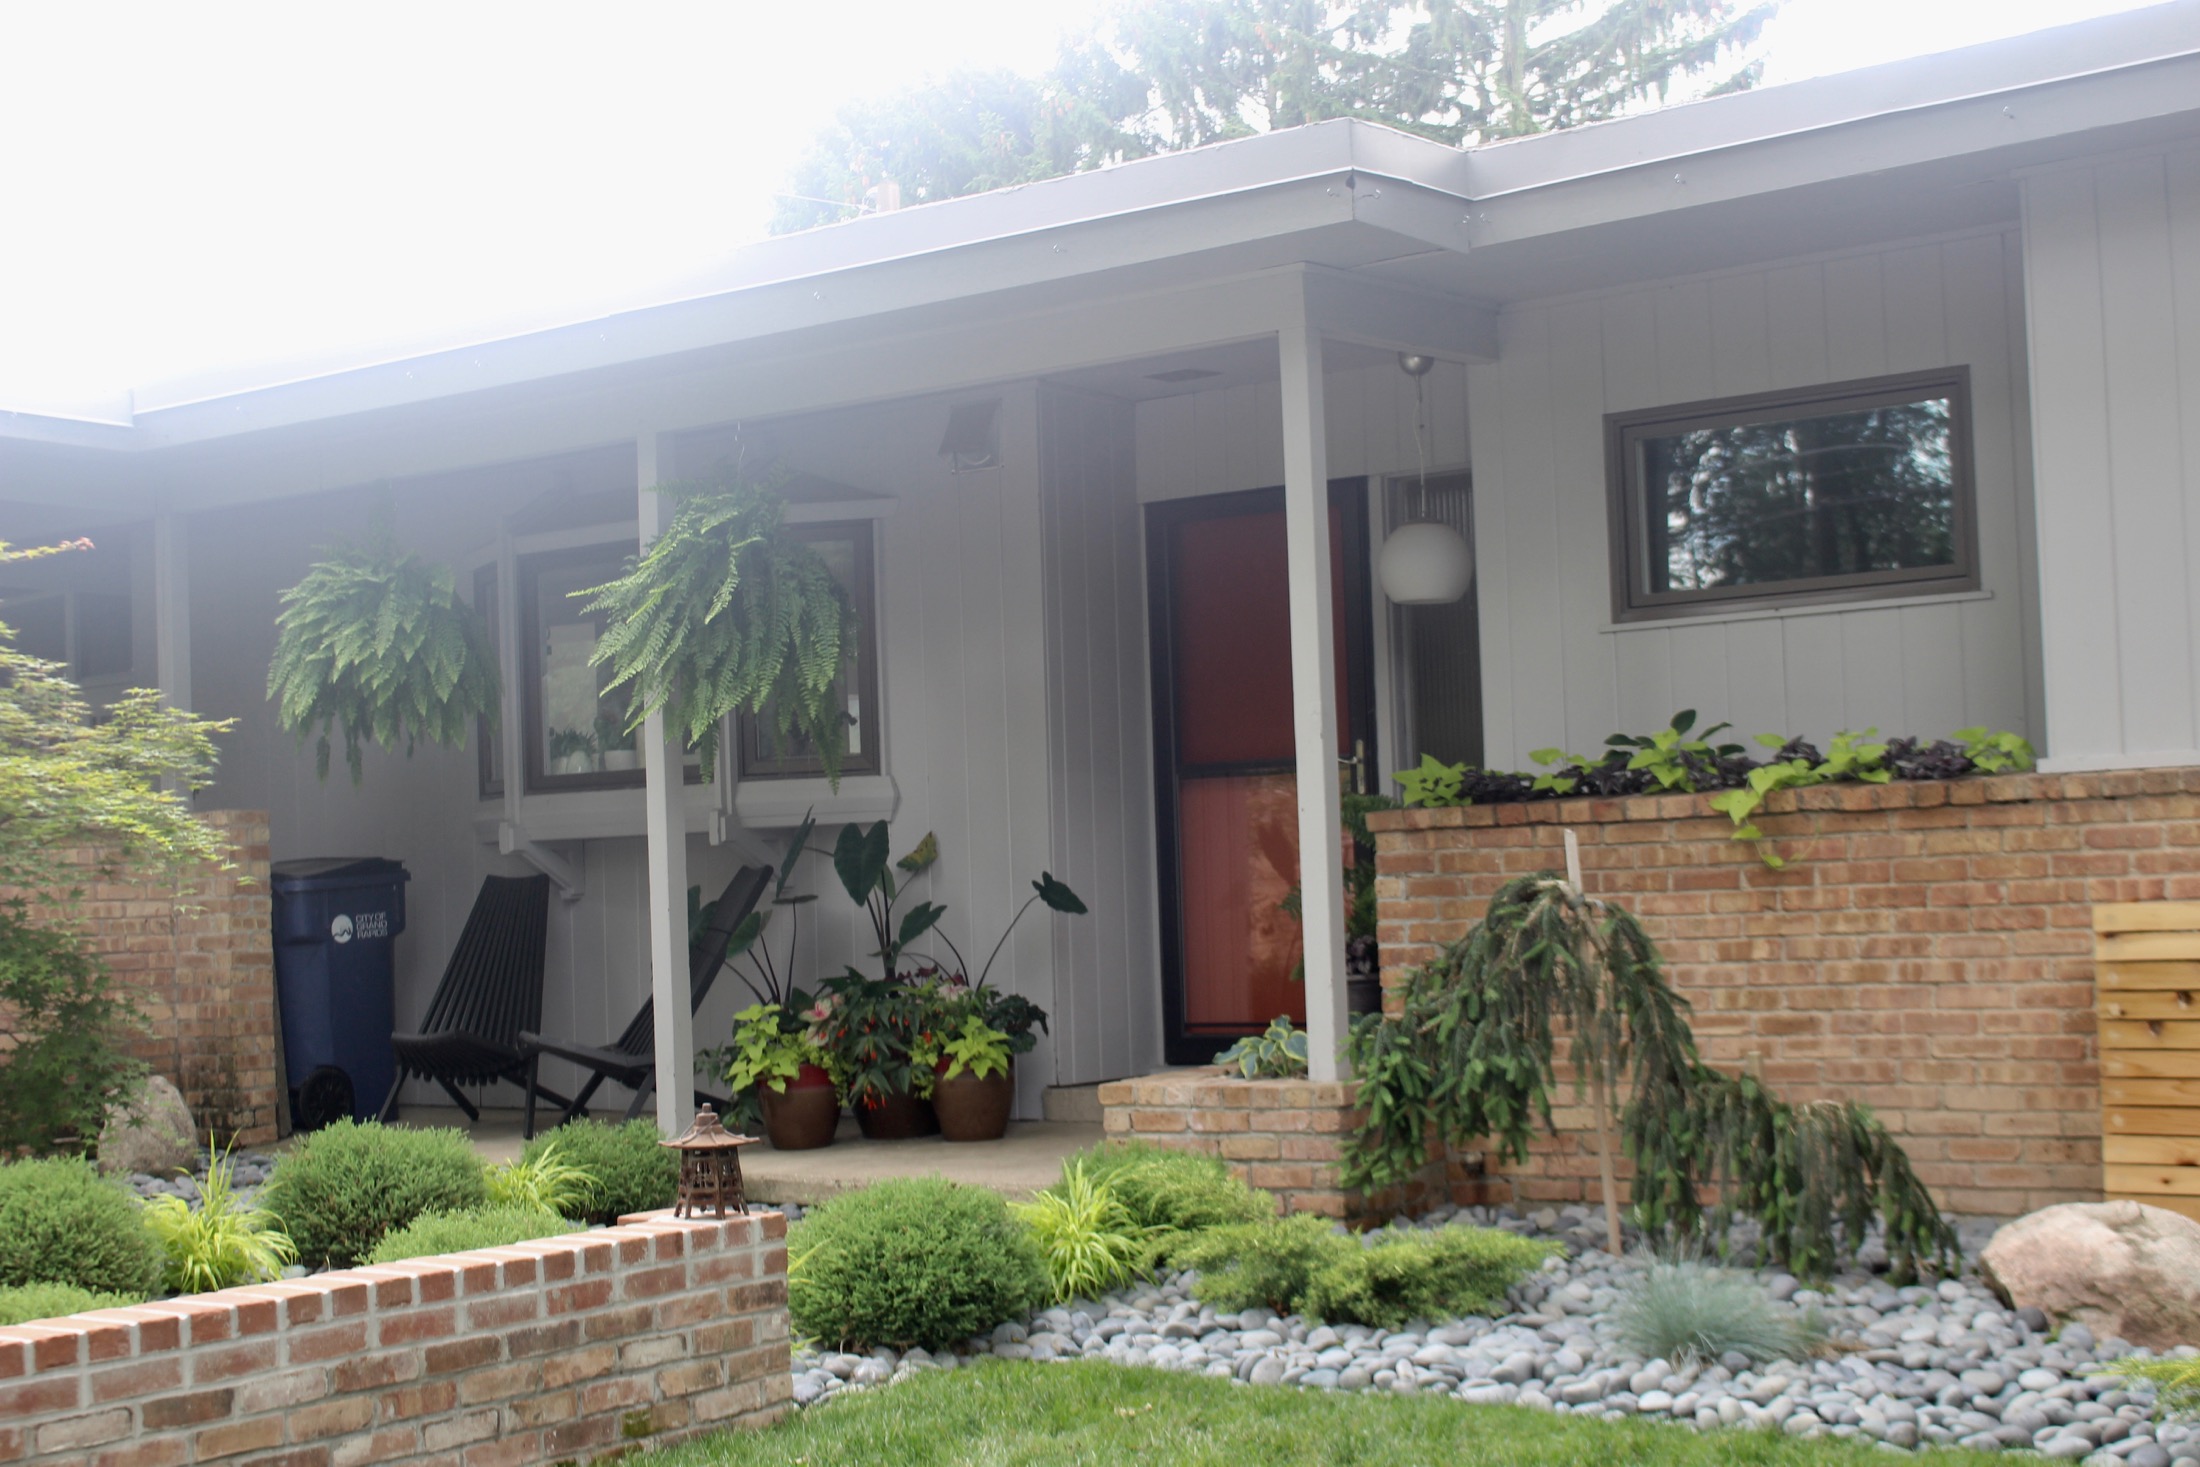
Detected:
[0,0,2169,421]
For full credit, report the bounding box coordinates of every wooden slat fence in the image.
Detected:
[2097,901,2200,1222]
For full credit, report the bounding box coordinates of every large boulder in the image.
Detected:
[97,1075,199,1177]
[1979,1200,2200,1350]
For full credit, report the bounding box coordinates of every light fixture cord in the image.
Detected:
[1414,370,1432,520]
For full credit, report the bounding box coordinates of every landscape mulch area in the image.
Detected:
[644,1358,2010,1467]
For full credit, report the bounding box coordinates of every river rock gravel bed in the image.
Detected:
[788,1202,2198,1462]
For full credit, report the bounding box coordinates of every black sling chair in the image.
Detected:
[517,864,773,1139]
[380,872,561,1123]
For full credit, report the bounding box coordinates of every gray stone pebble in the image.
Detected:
[784,1201,2190,1455]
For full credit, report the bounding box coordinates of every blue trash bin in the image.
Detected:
[271,857,410,1130]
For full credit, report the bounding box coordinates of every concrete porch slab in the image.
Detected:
[742,1117,1099,1205]
[382,1105,1097,1204]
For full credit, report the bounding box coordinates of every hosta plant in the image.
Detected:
[143,1145,297,1294]
[267,526,498,782]
[1214,1016,1308,1079]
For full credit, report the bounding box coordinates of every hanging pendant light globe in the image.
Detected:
[1378,352,1475,605]
[1379,519,1475,604]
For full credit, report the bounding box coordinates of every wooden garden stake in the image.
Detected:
[1564,829,1625,1258]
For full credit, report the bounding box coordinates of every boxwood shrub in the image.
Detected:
[519,1119,677,1224]
[0,1281,146,1327]
[790,1177,1047,1351]
[0,1157,162,1297]
[366,1204,577,1264]
[260,1120,488,1268]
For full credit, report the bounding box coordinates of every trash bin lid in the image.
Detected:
[271,857,410,892]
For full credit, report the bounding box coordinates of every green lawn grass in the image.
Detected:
[643,1359,2006,1467]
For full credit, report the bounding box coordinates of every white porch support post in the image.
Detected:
[153,513,191,713]
[1279,314,1350,1084]
[637,431,695,1135]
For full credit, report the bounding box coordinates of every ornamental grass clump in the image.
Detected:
[366,1204,577,1264]
[518,1119,678,1224]
[143,1145,296,1294]
[1175,1214,1550,1329]
[0,1157,163,1297]
[790,1177,1047,1351]
[1613,1260,1811,1367]
[260,1119,487,1268]
[485,1137,592,1218]
[1066,1142,1275,1265]
[1013,1162,1153,1304]
[2109,1357,2200,1420]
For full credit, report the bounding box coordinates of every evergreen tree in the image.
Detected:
[774,0,1775,232]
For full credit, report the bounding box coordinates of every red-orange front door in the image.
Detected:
[1148,482,1372,1063]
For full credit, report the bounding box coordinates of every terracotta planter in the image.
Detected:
[932,1062,1013,1142]
[853,1083,938,1139]
[759,1066,839,1150]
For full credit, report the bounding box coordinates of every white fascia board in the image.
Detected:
[99,124,1468,451]
[120,266,1497,510]
[1456,4,2200,242]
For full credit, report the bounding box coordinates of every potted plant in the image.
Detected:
[594,711,639,772]
[822,969,935,1138]
[546,724,599,776]
[927,1012,1016,1141]
[266,518,500,783]
[727,998,840,1150]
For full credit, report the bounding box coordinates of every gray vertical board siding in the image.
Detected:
[1039,385,1163,1085]
[1469,225,2042,768]
[2023,148,2200,768]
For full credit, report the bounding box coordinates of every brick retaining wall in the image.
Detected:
[5,810,279,1146]
[0,1210,791,1467]
[1365,767,2200,1217]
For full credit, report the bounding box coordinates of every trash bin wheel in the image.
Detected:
[295,1065,355,1132]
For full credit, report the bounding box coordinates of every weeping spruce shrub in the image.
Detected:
[1344,874,1959,1283]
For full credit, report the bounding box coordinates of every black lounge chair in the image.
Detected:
[380,872,559,1123]
[517,864,773,1139]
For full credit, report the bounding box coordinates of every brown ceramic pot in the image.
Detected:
[758,1065,839,1150]
[853,1083,939,1139]
[932,1062,1013,1142]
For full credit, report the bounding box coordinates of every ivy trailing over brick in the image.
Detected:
[1395,710,2035,868]
[1343,874,1961,1283]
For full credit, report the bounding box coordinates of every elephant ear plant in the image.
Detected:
[822,821,1084,1106]
[267,520,500,783]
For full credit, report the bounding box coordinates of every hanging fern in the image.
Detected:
[1344,875,1959,1282]
[577,469,855,782]
[267,530,499,783]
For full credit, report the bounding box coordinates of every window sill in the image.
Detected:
[471,785,717,844]
[1599,588,1993,634]
[731,773,899,828]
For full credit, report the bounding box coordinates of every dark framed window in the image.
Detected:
[1607,368,1978,621]
[737,519,881,780]
[474,563,503,800]
[519,543,699,793]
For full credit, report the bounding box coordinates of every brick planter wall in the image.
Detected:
[1095,1073,1479,1223]
[1365,767,2200,1217]
[0,1210,791,1467]
[4,809,278,1146]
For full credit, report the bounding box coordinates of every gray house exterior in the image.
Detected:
[3,3,2198,1121]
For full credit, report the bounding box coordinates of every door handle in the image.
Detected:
[1337,739,1366,796]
